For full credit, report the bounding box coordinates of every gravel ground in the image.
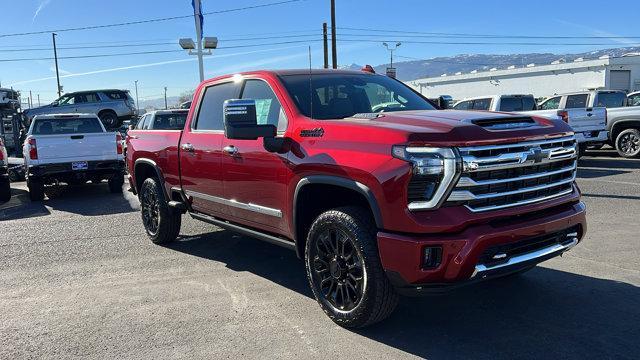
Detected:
[1,148,639,359]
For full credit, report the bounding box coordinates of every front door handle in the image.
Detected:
[181,143,194,152]
[587,113,593,117]
[223,145,238,155]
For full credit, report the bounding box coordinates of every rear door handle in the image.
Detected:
[587,113,593,117]
[181,143,195,152]
[223,145,238,155]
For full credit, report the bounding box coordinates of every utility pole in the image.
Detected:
[164,87,168,109]
[52,33,61,98]
[193,0,205,82]
[29,91,33,109]
[322,23,329,69]
[37,94,41,106]
[330,0,337,69]
[134,80,139,112]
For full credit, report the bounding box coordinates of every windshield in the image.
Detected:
[32,117,104,135]
[279,73,436,119]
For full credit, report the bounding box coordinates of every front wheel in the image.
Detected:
[615,129,640,158]
[139,177,181,244]
[305,206,399,328]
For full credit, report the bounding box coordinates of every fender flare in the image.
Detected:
[611,119,640,139]
[293,175,384,232]
[133,158,168,199]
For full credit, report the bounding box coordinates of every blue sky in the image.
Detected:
[1,0,639,104]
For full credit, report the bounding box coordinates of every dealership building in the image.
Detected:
[407,54,640,100]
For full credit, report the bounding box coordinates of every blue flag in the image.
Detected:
[191,0,204,39]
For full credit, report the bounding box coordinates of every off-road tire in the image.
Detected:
[27,177,45,201]
[139,177,181,244]
[0,177,10,202]
[305,206,399,328]
[615,129,640,158]
[108,174,124,193]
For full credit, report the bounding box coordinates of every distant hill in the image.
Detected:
[346,46,640,82]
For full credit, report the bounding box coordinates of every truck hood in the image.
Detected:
[335,110,573,146]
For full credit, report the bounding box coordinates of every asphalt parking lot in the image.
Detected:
[1,148,639,360]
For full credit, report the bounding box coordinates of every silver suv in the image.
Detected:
[23,89,137,130]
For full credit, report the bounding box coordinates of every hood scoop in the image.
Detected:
[469,116,538,130]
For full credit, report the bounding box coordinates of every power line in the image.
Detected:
[0,0,307,38]
[336,38,640,46]
[338,26,640,40]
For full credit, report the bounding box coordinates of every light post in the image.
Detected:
[134,80,139,112]
[180,0,218,83]
[383,42,401,78]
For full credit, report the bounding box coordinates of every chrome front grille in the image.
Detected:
[447,136,577,212]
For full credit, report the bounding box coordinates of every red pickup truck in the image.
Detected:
[126,69,586,328]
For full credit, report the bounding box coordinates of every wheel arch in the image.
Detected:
[611,119,640,141]
[133,158,169,200]
[292,175,383,258]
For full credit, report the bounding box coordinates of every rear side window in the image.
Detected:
[471,98,491,110]
[32,117,103,135]
[499,96,537,112]
[565,94,588,109]
[194,82,239,130]
[596,92,626,108]
[539,96,561,110]
[152,113,188,130]
[629,94,640,107]
[104,91,129,100]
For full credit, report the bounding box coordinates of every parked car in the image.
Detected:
[454,94,608,151]
[22,89,137,131]
[628,91,640,107]
[134,109,188,130]
[23,114,125,201]
[539,90,640,157]
[127,69,585,328]
[0,137,10,202]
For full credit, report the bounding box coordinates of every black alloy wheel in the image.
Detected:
[310,227,366,312]
[139,177,181,244]
[616,129,640,158]
[141,181,160,236]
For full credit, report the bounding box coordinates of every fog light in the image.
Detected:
[422,246,442,269]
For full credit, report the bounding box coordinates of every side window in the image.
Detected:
[194,82,239,130]
[539,96,561,110]
[136,115,151,129]
[241,79,288,134]
[453,101,470,110]
[472,98,491,110]
[565,94,588,109]
[499,97,522,112]
[58,95,76,105]
[629,94,640,107]
[85,93,100,103]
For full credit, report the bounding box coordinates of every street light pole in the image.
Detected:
[330,0,337,69]
[383,42,401,78]
[193,0,205,82]
[164,87,168,109]
[52,33,61,98]
[134,80,139,112]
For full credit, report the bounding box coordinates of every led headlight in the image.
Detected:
[392,146,459,210]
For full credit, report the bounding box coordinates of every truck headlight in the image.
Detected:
[392,146,459,210]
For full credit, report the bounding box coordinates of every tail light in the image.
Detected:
[557,110,569,123]
[27,137,38,160]
[116,133,123,155]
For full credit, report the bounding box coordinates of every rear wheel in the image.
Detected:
[615,129,640,158]
[99,111,119,130]
[305,206,399,328]
[0,177,10,202]
[139,177,181,244]
[27,178,45,201]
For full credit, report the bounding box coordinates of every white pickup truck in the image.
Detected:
[539,90,640,158]
[453,94,608,150]
[22,114,125,201]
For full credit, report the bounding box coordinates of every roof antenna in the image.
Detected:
[308,46,313,120]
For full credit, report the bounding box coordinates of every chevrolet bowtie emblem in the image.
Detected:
[526,146,549,163]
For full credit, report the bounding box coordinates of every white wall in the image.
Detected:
[410,68,606,100]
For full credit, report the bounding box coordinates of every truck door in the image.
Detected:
[221,78,290,233]
[179,81,240,217]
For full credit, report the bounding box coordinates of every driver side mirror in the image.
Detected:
[223,99,276,140]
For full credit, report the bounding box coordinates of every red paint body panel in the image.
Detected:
[127,69,587,288]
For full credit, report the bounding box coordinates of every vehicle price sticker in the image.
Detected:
[72,161,88,171]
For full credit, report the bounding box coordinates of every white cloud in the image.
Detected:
[554,19,639,46]
[50,65,71,75]
[33,0,52,22]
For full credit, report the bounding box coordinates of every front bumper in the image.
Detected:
[575,130,608,144]
[378,198,586,295]
[29,160,124,181]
